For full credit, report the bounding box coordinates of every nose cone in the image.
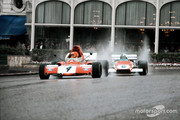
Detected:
[116,61,131,65]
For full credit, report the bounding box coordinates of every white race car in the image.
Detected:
[109,54,148,75]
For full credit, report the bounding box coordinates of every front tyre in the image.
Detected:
[39,64,50,79]
[92,62,102,78]
[138,61,148,75]
[98,60,109,77]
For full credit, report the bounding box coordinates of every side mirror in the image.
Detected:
[90,53,93,55]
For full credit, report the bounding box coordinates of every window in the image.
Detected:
[36,1,71,24]
[160,2,180,26]
[14,0,23,9]
[74,1,112,25]
[116,1,156,26]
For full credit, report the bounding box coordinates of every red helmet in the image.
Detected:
[70,52,79,58]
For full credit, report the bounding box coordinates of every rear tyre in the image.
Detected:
[39,64,50,79]
[138,61,148,75]
[98,60,109,77]
[92,62,102,78]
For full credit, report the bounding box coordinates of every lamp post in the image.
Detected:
[30,0,35,51]
[155,0,160,54]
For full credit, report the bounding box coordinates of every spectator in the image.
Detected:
[40,43,43,49]
[164,46,169,53]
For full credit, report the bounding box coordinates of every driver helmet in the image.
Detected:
[70,52,79,58]
[120,54,127,59]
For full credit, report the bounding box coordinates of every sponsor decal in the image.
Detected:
[80,65,92,68]
[46,66,57,71]
[66,66,72,72]
[122,65,126,68]
[58,66,76,73]
[83,68,90,71]
[47,69,53,71]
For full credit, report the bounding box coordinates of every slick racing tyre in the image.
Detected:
[39,64,50,79]
[98,60,109,77]
[92,62,102,78]
[138,60,148,75]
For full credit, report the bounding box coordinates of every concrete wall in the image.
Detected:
[8,56,31,67]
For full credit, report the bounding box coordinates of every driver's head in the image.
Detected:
[70,52,79,58]
[120,54,127,59]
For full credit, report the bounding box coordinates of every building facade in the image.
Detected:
[0,0,31,47]
[1,0,180,53]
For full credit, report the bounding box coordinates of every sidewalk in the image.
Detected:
[149,63,180,69]
[0,66,38,76]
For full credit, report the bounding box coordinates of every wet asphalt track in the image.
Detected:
[0,69,180,120]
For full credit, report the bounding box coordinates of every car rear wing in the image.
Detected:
[84,53,97,61]
[65,53,97,61]
[112,54,137,61]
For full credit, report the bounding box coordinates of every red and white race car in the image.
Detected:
[39,45,108,79]
[109,54,148,75]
